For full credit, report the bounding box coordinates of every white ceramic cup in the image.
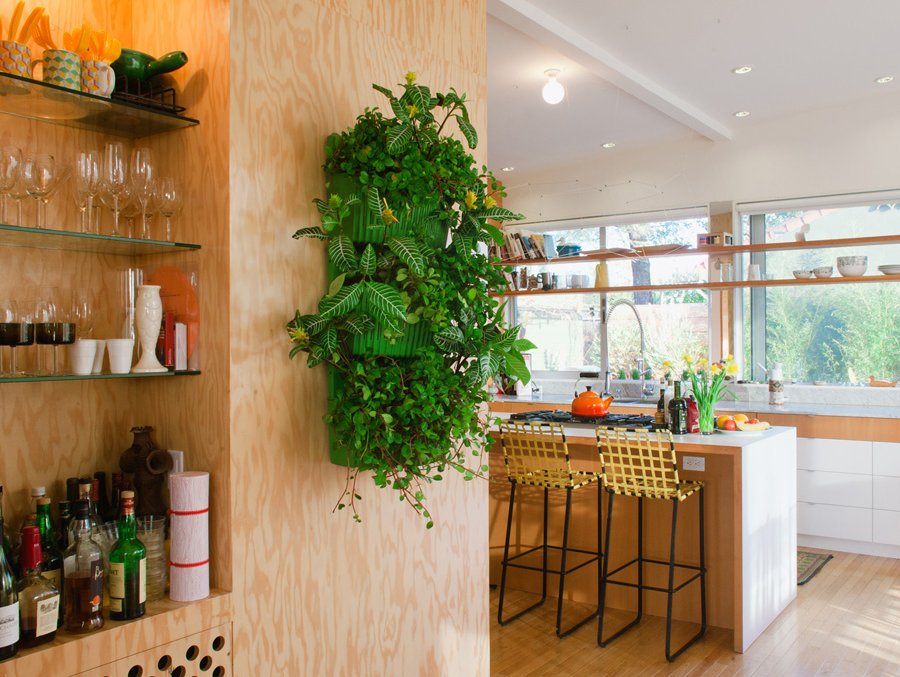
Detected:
[92,339,107,374]
[107,338,135,374]
[69,339,97,375]
[748,263,761,281]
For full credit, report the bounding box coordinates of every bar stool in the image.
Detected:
[497,420,601,638]
[595,426,706,662]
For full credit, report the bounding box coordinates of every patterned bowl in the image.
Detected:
[793,270,813,279]
[813,266,833,278]
[836,256,867,277]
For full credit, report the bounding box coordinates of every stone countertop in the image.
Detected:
[491,393,900,420]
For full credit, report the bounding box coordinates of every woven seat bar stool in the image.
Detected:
[595,426,706,662]
[497,421,601,638]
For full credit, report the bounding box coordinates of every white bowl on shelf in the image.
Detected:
[792,270,812,279]
[836,256,867,277]
[812,266,833,278]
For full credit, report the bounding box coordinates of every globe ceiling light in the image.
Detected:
[542,69,565,104]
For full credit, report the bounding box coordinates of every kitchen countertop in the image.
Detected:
[491,393,900,419]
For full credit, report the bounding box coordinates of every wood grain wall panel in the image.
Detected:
[229,0,488,674]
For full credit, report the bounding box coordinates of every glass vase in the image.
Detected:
[698,399,716,435]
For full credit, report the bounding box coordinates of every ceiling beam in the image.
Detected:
[488,0,733,142]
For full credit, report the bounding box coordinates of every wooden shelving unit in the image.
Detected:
[495,234,900,267]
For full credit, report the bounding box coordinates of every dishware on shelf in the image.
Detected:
[102,141,129,236]
[0,298,14,376]
[157,177,183,242]
[22,153,66,229]
[747,263,761,280]
[53,288,77,373]
[31,285,58,375]
[0,145,22,224]
[812,266,833,278]
[72,288,93,339]
[106,338,134,374]
[6,175,31,226]
[32,48,81,90]
[792,270,812,279]
[836,256,867,277]
[91,338,106,374]
[80,59,115,97]
[136,515,168,602]
[74,150,102,234]
[69,338,97,375]
[0,40,31,78]
[130,147,155,240]
[877,264,900,275]
[132,284,167,373]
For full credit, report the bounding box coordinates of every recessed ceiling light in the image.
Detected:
[733,110,750,117]
[602,143,616,149]
[501,166,515,172]
[875,76,894,84]
[732,65,752,75]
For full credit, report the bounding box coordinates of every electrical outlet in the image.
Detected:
[682,455,705,472]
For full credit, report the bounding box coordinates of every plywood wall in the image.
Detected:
[227,0,489,674]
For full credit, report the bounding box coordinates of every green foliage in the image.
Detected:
[289,73,528,527]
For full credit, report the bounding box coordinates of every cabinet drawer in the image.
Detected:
[873,509,900,546]
[873,476,900,511]
[797,469,871,508]
[798,502,872,541]
[797,438,871,474]
[873,442,900,477]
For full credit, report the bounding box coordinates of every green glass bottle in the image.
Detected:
[0,488,12,563]
[0,517,18,661]
[35,498,64,627]
[109,491,146,620]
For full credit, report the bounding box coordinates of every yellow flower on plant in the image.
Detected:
[727,354,734,360]
[405,71,417,85]
[727,362,739,374]
[485,195,497,209]
[465,190,477,210]
[710,363,722,375]
[698,357,709,368]
[406,104,420,117]
[382,198,399,225]
[289,325,309,345]
[683,353,693,365]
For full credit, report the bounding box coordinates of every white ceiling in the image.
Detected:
[487,0,900,178]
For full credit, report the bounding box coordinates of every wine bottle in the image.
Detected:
[668,380,688,435]
[57,501,72,549]
[655,379,667,427]
[35,498,64,626]
[17,527,58,648]
[63,501,104,633]
[107,472,125,523]
[13,486,45,575]
[94,472,112,524]
[0,517,18,661]
[0,488,11,563]
[65,477,80,504]
[109,491,146,621]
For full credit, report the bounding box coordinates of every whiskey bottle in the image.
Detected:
[109,491,146,620]
[63,501,104,633]
[17,527,58,648]
[668,380,688,435]
[35,498,64,626]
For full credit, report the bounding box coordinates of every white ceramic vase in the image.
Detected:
[132,284,167,373]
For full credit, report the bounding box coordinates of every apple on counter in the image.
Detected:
[716,413,771,431]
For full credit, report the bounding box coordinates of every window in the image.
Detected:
[740,198,900,383]
[513,214,710,380]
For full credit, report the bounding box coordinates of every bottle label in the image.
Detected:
[110,597,122,613]
[35,594,59,637]
[139,557,146,604]
[90,560,102,612]
[0,601,19,647]
[41,567,61,591]
[109,561,125,599]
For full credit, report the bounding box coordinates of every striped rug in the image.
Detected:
[797,550,833,585]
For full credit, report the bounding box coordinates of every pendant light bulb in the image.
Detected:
[542,69,565,105]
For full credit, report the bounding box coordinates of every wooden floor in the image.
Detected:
[491,548,900,677]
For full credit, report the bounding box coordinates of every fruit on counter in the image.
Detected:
[716,414,732,429]
[733,413,749,423]
[722,419,737,431]
[736,420,770,431]
[747,418,760,424]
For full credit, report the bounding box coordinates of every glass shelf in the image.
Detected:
[0,370,200,384]
[0,223,200,255]
[0,72,199,138]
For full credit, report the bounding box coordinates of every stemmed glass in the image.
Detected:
[130,147,155,240]
[7,177,31,227]
[75,150,102,234]
[0,299,14,376]
[103,142,129,236]
[22,154,65,229]
[31,285,58,375]
[157,177,183,242]
[0,146,22,224]
[72,288,93,339]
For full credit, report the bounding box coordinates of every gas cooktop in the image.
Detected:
[508,409,655,430]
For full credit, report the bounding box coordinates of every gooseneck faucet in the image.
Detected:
[605,299,654,399]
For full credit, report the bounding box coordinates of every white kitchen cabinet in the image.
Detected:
[797,437,872,474]
[798,502,873,541]
[797,469,871,508]
[873,476,900,512]
[873,510,900,546]
[873,442,900,477]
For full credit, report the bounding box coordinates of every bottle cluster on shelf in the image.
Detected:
[0,471,157,661]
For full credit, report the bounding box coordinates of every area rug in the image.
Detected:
[797,550,833,585]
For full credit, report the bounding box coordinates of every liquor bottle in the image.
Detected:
[16,527,58,648]
[13,486,46,572]
[35,498,64,626]
[90,479,103,525]
[63,500,104,633]
[0,517,18,661]
[94,473,112,524]
[107,472,125,523]
[78,479,104,551]
[0,488,11,563]
[109,491,146,621]
[65,477,80,504]
[668,380,688,435]
[58,501,72,548]
[654,379,667,428]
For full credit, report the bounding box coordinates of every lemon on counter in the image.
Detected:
[716,415,733,429]
[733,413,749,423]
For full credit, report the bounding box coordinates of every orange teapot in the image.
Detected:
[571,386,614,417]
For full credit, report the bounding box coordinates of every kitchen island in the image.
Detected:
[489,408,797,653]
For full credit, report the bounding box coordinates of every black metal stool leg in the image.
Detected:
[555,486,598,638]
[664,490,707,662]
[498,481,547,625]
[598,492,644,647]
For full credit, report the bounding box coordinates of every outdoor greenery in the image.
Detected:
[288,73,530,527]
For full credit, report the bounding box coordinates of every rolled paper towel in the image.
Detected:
[168,471,210,602]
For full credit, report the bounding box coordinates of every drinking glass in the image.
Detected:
[31,285,58,375]
[74,150,101,234]
[139,178,158,240]
[130,147,155,240]
[55,288,77,373]
[72,288,93,339]
[7,177,31,227]
[10,300,33,377]
[22,154,64,229]
[120,188,139,238]
[157,177,183,242]
[0,146,22,224]
[103,142,128,236]
[0,299,13,376]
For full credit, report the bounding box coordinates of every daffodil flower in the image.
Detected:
[698,357,709,368]
[465,190,477,210]
[683,354,693,365]
[382,198,399,225]
[405,71,417,85]
[727,362,739,374]
[485,195,497,209]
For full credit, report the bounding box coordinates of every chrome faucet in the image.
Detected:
[605,299,655,399]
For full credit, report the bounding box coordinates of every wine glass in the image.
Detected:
[22,154,65,229]
[72,288,93,339]
[157,177,183,242]
[130,147,155,239]
[139,179,158,240]
[0,298,13,376]
[75,150,102,234]
[120,186,139,239]
[54,288,76,373]
[31,285,58,375]
[103,142,128,236]
[7,177,31,227]
[0,146,22,224]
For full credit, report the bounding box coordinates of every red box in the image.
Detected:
[155,312,176,370]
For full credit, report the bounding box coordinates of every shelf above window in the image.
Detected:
[0,370,200,384]
[0,72,199,138]
[0,224,201,256]
[495,274,900,297]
